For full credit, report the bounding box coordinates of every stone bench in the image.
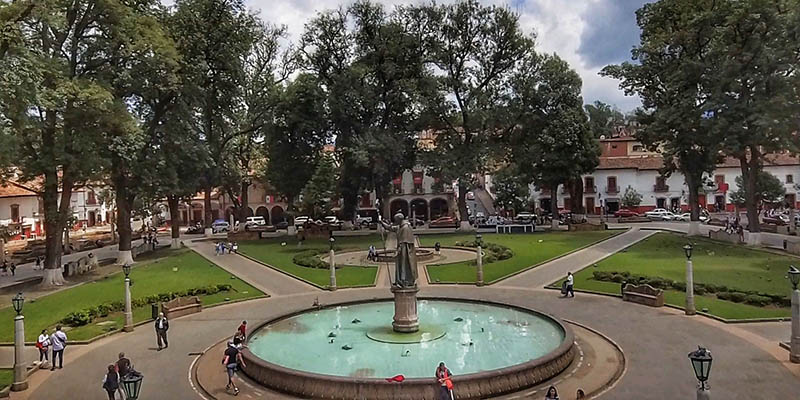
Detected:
[162,296,202,320]
[622,283,664,307]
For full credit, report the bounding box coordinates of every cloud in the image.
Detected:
[245,0,643,111]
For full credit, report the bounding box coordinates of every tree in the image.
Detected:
[621,186,643,209]
[601,0,725,235]
[300,1,426,223]
[414,0,534,227]
[492,165,530,214]
[508,54,599,228]
[729,171,785,207]
[301,154,338,218]
[584,101,625,138]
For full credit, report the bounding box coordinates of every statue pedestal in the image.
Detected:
[391,286,419,333]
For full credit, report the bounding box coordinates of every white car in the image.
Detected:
[516,213,536,223]
[644,208,670,219]
[325,216,342,227]
[675,213,709,222]
[660,212,677,221]
[294,216,309,227]
[356,215,373,225]
[245,216,267,228]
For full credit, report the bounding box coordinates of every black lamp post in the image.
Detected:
[788,265,800,290]
[122,263,131,278]
[683,243,693,260]
[329,237,335,251]
[121,374,143,400]
[11,293,24,316]
[688,346,712,395]
[475,233,482,246]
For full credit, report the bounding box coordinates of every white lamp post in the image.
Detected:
[788,265,800,363]
[122,264,133,332]
[476,233,484,286]
[329,237,337,291]
[11,293,27,391]
[684,244,696,315]
[688,346,712,400]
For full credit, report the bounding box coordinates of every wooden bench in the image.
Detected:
[162,296,202,320]
[622,283,664,307]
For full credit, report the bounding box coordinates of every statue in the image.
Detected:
[380,213,418,288]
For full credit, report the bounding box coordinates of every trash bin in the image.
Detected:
[151,303,159,320]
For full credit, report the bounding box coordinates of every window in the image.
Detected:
[584,177,595,192]
[10,204,19,223]
[787,175,794,184]
[87,190,96,205]
[656,176,666,187]
[607,177,617,192]
[632,145,644,152]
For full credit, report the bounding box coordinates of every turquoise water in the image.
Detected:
[247,300,566,378]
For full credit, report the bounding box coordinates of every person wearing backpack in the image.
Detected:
[102,364,119,400]
[50,325,67,370]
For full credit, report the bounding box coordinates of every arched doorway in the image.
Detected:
[389,199,409,218]
[271,206,285,225]
[429,198,449,219]
[410,198,428,221]
[255,206,268,221]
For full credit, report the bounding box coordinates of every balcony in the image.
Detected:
[584,185,596,194]
[605,186,619,194]
[653,184,670,193]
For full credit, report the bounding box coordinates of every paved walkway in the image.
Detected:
[16,230,800,399]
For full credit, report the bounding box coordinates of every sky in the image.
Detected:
[247,0,650,112]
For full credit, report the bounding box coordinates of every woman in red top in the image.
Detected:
[237,321,247,340]
[435,362,452,400]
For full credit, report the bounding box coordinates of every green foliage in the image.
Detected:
[621,186,643,209]
[729,171,786,205]
[292,250,330,269]
[492,165,531,213]
[301,154,339,218]
[584,101,626,138]
[453,240,513,266]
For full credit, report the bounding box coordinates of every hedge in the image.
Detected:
[60,284,233,327]
[454,241,514,265]
[293,249,330,269]
[591,271,789,307]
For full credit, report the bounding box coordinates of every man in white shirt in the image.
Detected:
[154,312,169,350]
[566,272,575,298]
[50,325,67,370]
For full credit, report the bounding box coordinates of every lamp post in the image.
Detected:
[122,264,133,332]
[121,373,144,400]
[475,233,484,286]
[11,292,27,391]
[329,237,337,291]
[684,243,696,315]
[788,265,800,363]
[688,346,712,400]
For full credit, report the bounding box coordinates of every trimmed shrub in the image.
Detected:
[293,249,329,269]
[744,294,772,307]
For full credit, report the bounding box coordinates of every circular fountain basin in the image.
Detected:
[241,299,575,399]
[375,248,435,262]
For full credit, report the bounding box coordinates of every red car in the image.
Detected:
[614,209,639,218]
[429,216,459,228]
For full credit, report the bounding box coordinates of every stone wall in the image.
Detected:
[708,229,744,245]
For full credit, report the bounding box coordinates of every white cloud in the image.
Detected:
[245,0,641,111]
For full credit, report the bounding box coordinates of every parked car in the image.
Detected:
[325,216,343,229]
[515,212,536,224]
[429,216,459,228]
[211,220,230,233]
[274,220,289,229]
[674,213,709,222]
[245,216,267,229]
[614,209,639,218]
[644,208,670,219]
[484,216,508,226]
[409,217,425,227]
[294,216,310,227]
[764,214,789,225]
[660,212,677,221]
[356,215,373,225]
[185,222,204,234]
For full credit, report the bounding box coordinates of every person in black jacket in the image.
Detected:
[154,312,169,350]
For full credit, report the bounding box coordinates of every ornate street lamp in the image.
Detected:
[329,237,337,291]
[329,236,335,251]
[122,263,131,278]
[688,346,712,398]
[11,293,24,316]
[788,265,800,290]
[683,243,693,260]
[788,265,800,363]
[121,374,143,400]
[122,264,133,332]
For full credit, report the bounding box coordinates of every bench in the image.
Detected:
[622,283,664,307]
[162,296,202,320]
[496,224,534,234]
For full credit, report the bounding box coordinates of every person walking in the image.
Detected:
[544,386,559,400]
[214,242,221,256]
[223,340,246,395]
[9,262,15,276]
[565,272,575,298]
[50,325,67,370]
[155,312,169,350]
[435,362,453,400]
[35,256,42,270]
[116,352,132,399]
[102,364,120,400]
[37,329,50,363]
[237,321,247,341]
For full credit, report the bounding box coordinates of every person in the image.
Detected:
[50,325,67,370]
[102,364,119,400]
[223,340,246,395]
[214,242,221,256]
[227,241,234,254]
[565,272,574,298]
[9,262,15,276]
[576,389,586,399]
[544,386,559,400]
[434,242,441,255]
[367,245,376,261]
[116,352,131,399]
[35,256,42,270]
[237,321,247,340]
[155,312,169,350]
[435,362,453,400]
[0,261,6,276]
[232,242,239,253]
[37,329,50,362]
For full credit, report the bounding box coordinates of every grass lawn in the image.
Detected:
[238,236,383,288]
[420,231,620,284]
[561,232,793,320]
[0,249,263,342]
[0,369,10,390]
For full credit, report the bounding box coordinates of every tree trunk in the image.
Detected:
[238,181,250,231]
[115,181,135,265]
[168,195,182,249]
[0,239,5,264]
[686,173,701,236]
[738,153,761,238]
[203,184,213,235]
[457,182,472,231]
[551,182,560,230]
[62,227,71,255]
[567,178,585,214]
[40,170,70,288]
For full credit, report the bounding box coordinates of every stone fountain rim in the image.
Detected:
[241,296,575,385]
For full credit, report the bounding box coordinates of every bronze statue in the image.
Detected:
[380,213,418,288]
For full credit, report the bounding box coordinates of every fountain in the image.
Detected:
[240,215,576,399]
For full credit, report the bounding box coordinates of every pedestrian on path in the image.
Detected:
[37,329,50,362]
[564,272,574,298]
[544,385,559,399]
[116,352,131,399]
[9,262,15,276]
[35,256,42,270]
[237,321,247,341]
[155,312,169,350]
[102,364,120,400]
[435,362,453,400]
[215,242,221,256]
[223,340,246,395]
[50,325,67,370]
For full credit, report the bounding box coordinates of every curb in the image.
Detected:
[561,318,627,400]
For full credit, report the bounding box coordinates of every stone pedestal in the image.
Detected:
[685,260,696,315]
[124,277,134,332]
[12,315,27,391]
[392,286,419,333]
[791,289,800,363]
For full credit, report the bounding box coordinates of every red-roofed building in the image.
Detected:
[0,180,43,239]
